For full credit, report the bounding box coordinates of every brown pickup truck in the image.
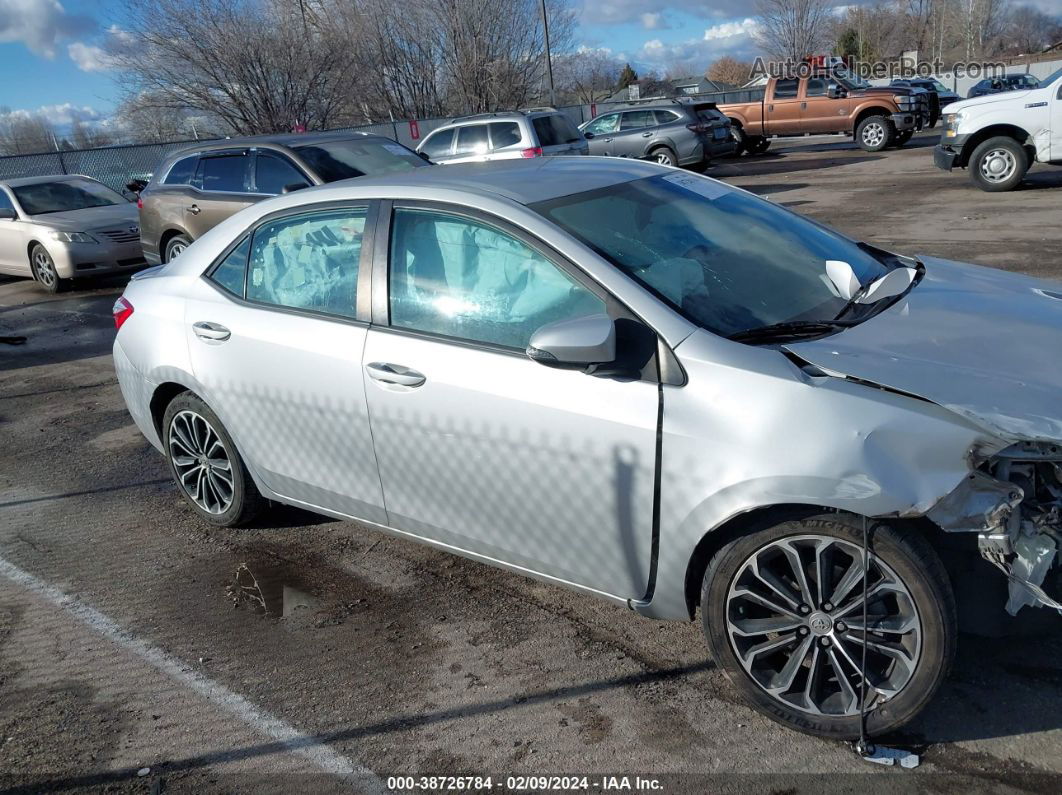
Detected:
[712,73,930,154]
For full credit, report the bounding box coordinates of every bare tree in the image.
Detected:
[706,56,755,86]
[68,120,114,150]
[0,110,58,155]
[109,0,363,135]
[755,0,834,62]
[555,50,621,104]
[1001,3,1061,54]
[961,0,1010,58]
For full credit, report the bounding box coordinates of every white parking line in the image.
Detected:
[0,553,386,793]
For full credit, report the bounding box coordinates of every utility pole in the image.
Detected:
[540,0,556,107]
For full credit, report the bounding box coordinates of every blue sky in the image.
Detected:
[0,0,769,126]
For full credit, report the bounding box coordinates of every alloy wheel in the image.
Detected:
[725,534,922,717]
[32,249,57,289]
[653,151,675,165]
[861,122,886,148]
[979,148,1017,184]
[167,240,188,260]
[168,410,234,514]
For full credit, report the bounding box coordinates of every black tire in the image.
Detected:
[855,115,894,152]
[749,137,771,155]
[29,244,64,294]
[162,392,265,527]
[968,136,1028,192]
[731,125,748,156]
[701,513,956,740]
[893,130,914,146]
[647,146,678,167]
[164,234,193,263]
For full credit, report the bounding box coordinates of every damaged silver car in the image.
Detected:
[113,158,1062,740]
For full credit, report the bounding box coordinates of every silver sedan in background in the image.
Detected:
[112,158,1062,741]
[0,175,145,292]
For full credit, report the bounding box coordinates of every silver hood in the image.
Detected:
[785,257,1062,442]
[28,203,138,231]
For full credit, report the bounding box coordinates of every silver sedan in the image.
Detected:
[112,157,1062,740]
[0,175,145,292]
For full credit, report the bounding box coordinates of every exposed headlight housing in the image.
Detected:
[47,231,98,243]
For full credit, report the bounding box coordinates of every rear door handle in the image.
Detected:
[192,321,230,343]
[641,132,652,137]
[188,204,201,215]
[366,362,426,388]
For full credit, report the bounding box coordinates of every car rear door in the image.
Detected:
[360,201,659,599]
[187,150,257,239]
[449,124,491,163]
[765,78,803,135]
[184,201,386,523]
[798,77,846,133]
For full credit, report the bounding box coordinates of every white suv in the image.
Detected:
[416,109,588,164]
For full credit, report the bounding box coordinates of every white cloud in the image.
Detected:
[0,0,93,57]
[0,103,103,126]
[68,41,112,71]
[641,12,665,30]
[704,18,760,41]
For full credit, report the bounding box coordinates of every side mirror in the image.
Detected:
[583,131,595,139]
[526,314,616,370]
[417,151,432,162]
[0,207,16,221]
[827,84,845,99]
[281,182,309,194]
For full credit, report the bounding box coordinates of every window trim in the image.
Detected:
[201,199,378,326]
[368,199,673,382]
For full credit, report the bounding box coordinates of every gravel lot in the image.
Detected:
[2,130,1061,794]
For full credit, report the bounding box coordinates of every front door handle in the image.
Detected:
[188,204,201,215]
[192,321,230,343]
[641,132,652,137]
[366,362,426,388]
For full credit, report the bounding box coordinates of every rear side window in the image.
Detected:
[773,79,799,99]
[247,208,367,318]
[454,125,490,155]
[210,237,250,296]
[654,110,681,125]
[255,152,309,195]
[532,114,581,146]
[620,111,655,130]
[489,122,522,148]
[195,155,249,193]
[420,128,455,157]
[163,156,198,185]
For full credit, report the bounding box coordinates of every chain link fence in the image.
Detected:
[0,95,732,194]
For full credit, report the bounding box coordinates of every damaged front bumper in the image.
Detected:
[928,442,1062,615]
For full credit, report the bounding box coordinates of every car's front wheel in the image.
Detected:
[162,392,265,526]
[30,244,64,293]
[701,513,955,739]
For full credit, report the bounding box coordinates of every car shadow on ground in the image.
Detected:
[0,292,123,371]
[714,154,884,179]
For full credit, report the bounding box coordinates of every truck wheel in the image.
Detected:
[856,116,893,152]
[893,130,914,147]
[731,125,748,156]
[750,138,771,154]
[969,136,1028,192]
[701,513,956,739]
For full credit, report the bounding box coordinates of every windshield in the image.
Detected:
[1040,67,1062,88]
[532,174,895,337]
[12,177,125,215]
[293,139,426,183]
[930,79,951,93]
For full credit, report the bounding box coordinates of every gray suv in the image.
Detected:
[580,100,735,168]
[416,109,588,164]
[139,131,427,264]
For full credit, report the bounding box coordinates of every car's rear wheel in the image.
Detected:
[701,513,955,739]
[748,137,771,155]
[969,136,1028,192]
[162,392,265,526]
[648,146,678,167]
[30,244,63,294]
[164,234,192,263]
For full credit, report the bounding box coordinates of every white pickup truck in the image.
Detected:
[934,66,1062,191]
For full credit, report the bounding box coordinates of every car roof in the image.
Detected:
[294,157,665,206]
[1,174,100,188]
[164,131,396,160]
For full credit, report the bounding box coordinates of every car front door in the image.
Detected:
[766,79,803,135]
[0,187,28,276]
[361,203,660,598]
[184,202,386,523]
[186,151,257,238]
[581,113,619,155]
